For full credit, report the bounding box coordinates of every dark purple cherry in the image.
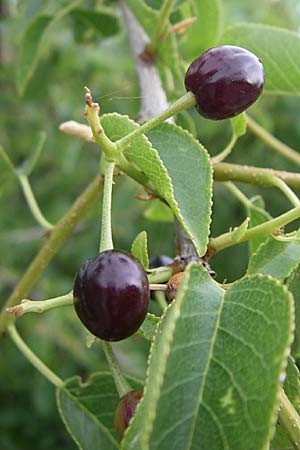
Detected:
[114,390,143,438]
[73,250,150,341]
[185,45,264,120]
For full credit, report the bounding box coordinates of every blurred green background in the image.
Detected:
[1,0,300,448]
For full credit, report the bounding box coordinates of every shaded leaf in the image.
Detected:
[247,230,300,279]
[222,24,300,95]
[182,0,224,58]
[246,195,272,254]
[70,8,120,39]
[271,356,300,449]
[147,123,212,256]
[231,112,247,137]
[57,372,120,449]
[287,265,300,358]
[139,313,160,341]
[16,0,83,95]
[144,200,173,222]
[101,114,212,256]
[131,231,149,269]
[122,266,293,450]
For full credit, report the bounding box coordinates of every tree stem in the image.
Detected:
[8,324,63,388]
[213,162,300,189]
[210,205,300,252]
[246,115,300,166]
[102,342,131,398]
[278,389,300,449]
[0,174,103,335]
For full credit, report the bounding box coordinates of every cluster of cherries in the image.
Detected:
[73,44,264,439]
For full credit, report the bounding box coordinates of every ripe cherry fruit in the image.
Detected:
[114,390,143,438]
[185,45,264,120]
[73,250,150,341]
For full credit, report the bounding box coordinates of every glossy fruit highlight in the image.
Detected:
[185,45,264,120]
[73,250,150,341]
[114,390,143,438]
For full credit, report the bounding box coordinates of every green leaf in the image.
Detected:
[70,7,120,38]
[16,0,83,96]
[144,200,173,222]
[247,230,300,279]
[222,24,300,95]
[131,231,149,269]
[147,123,212,256]
[101,114,212,256]
[182,0,224,58]
[246,195,272,254]
[139,313,160,340]
[16,132,47,176]
[101,113,175,218]
[122,266,293,450]
[57,372,120,449]
[271,356,300,449]
[231,216,250,241]
[287,265,300,358]
[231,112,247,137]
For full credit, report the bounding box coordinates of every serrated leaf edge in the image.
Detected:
[56,375,119,450]
[121,266,193,450]
[256,274,295,449]
[131,230,149,269]
[147,121,213,256]
[247,233,300,280]
[102,113,199,252]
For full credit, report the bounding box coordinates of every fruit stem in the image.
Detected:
[6,291,73,317]
[147,0,176,55]
[115,92,196,151]
[212,133,238,164]
[99,159,115,252]
[8,324,63,388]
[0,174,103,335]
[84,87,119,162]
[210,205,300,252]
[278,389,300,449]
[18,174,54,230]
[102,342,131,398]
[149,283,168,291]
[246,114,300,167]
